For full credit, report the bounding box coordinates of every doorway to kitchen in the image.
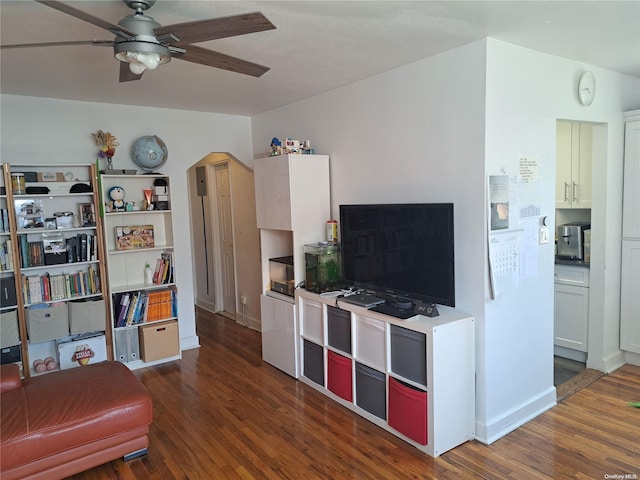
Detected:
[553,119,608,398]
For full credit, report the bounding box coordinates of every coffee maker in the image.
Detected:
[556,222,591,260]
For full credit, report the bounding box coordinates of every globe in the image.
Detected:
[131,135,168,172]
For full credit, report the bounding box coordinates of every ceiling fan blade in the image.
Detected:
[1,40,112,49]
[35,0,135,37]
[154,12,275,45]
[174,45,270,77]
[119,62,143,83]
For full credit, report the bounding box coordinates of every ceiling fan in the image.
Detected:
[1,0,276,82]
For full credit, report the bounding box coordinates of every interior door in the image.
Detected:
[215,164,236,315]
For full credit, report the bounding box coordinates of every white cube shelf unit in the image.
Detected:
[296,289,475,457]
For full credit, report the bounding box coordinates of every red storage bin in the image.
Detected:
[388,377,428,445]
[327,350,353,401]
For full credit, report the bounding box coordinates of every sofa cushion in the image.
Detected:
[1,361,152,472]
[1,388,29,444]
[0,364,21,393]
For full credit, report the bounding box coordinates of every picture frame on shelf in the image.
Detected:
[14,198,43,216]
[16,215,45,230]
[78,203,96,227]
[115,225,155,250]
[45,217,57,230]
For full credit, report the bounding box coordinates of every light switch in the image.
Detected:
[539,227,550,244]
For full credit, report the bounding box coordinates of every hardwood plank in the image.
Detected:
[69,309,640,480]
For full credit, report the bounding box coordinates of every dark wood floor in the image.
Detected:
[72,309,640,479]
[553,356,586,386]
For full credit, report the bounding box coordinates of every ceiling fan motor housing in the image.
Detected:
[125,1,156,12]
[114,6,170,72]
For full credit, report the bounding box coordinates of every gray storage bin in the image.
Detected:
[26,303,69,342]
[69,299,106,334]
[327,305,351,354]
[390,324,427,385]
[355,362,386,420]
[0,310,20,348]
[303,339,324,386]
[1,344,21,365]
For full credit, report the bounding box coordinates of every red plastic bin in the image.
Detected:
[388,377,428,445]
[327,350,353,401]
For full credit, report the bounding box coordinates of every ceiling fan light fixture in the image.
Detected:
[114,40,170,74]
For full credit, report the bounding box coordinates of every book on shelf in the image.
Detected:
[20,268,101,304]
[114,293,130,328]
[0,209,9,233]
[18,235,46,268]
[0,239,14,271]
[113,288,175,328]
[151,250,174,285]
[125,293,139,326]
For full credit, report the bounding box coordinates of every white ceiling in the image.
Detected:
[1,1,639,116]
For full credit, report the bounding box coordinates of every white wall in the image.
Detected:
[0,94,254,351]
[251,38,640,444]
[252,38,490,433]
[482,38,640,440]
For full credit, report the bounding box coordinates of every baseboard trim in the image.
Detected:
[180,335,200,351]
[587,350,626,373]
[195,299,216,313]
[475,386,557,445]
[624,351,640,366]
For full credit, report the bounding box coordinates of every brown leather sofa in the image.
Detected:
[0,361,153,480]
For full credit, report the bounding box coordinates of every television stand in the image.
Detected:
[296,289,475,457]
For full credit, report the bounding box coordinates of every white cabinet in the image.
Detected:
[621,240,640,353]
[260,294,297,377]
[621,110,640,356]
[100,174,180,369]
[296,289,475,457]
[554,265,589,353]
[622,115,640,238]
[556,121,592,209]
[254,154,330,377]
[254,154,330,232]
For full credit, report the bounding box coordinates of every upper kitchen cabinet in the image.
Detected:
[556,121,592,209]
[622,113,640,239]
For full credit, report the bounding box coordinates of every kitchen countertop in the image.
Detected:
[555,257,590,268]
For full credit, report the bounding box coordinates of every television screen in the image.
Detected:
[339,203,455,307]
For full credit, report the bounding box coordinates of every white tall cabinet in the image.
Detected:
[621,110,640,358]
[254,154,330,378]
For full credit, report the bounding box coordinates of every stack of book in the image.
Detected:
[152,250,174,284]
[113,288,175,328]
[20,266,101,304]
[0,239,13,271]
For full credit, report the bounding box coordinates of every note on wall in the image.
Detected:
[488,174,510,231]
[488,231,520,298]
[518,156,541,218]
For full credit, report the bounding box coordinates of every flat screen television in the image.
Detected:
[339,203,455,307]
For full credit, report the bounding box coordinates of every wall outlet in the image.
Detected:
[240,294,247,305]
